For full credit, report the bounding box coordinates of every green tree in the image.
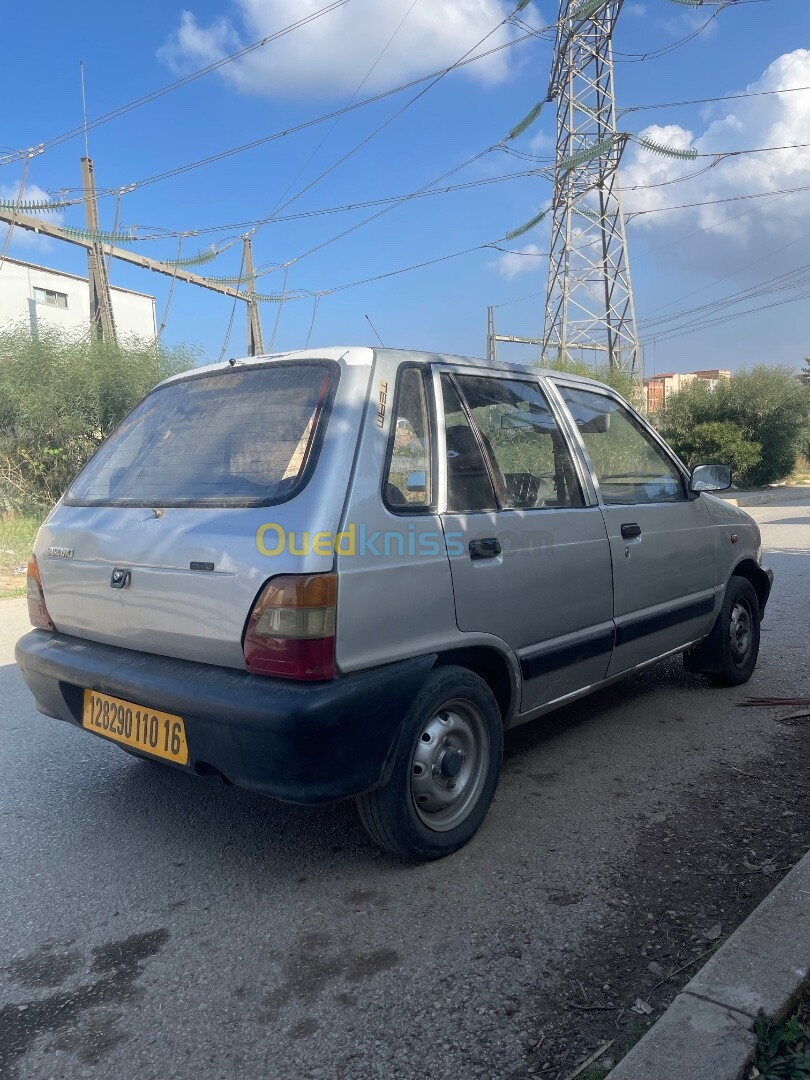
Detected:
[0,323,197,510]
[658,366,810,487]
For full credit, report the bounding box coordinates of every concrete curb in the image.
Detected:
[606,850,810,1080]
[719,486,810,507]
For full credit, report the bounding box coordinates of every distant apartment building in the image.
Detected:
[0,256,156,339]
[644,368,731,413]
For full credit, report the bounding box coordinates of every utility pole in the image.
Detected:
[486,305,542,360]
[542,0,639,375]
[243,234,264,357]
[81,157,117,344]
[486,306,497,363]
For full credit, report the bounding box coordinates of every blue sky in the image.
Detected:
[1,0,808,374]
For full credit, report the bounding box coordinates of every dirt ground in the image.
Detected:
[514,713,810,1079]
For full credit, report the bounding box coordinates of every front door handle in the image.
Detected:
[469,537,502,560]
[621,522,642,540]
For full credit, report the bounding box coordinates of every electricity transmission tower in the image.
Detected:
[542,0,640,375]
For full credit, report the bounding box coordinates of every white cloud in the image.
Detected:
[528,129,554,155]
[495,242,544,280]
[0,183,64,253]
[158,0,532,98]
[624,3,646,17]
[620,50,810,273]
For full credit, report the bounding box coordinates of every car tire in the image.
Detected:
[707,576,761,687]
[356,665,503,861]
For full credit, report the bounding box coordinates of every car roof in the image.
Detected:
[158,346,611,392]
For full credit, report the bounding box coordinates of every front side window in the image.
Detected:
[66,362,335,507]
[557,385,686,505]
[384,367,432,510]
[454,375,584,509]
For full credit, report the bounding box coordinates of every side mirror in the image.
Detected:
[406,470,427,494]
[690,463,732,493]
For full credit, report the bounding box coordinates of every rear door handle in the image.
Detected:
[621,522,642,539]
[469,537,502,560]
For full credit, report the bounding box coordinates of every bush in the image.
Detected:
[0,323,197,511]
[670,420,762,479]
[658,366,810,487]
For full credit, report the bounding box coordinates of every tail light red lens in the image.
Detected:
[244,573,337,681]
[27,556,55,631]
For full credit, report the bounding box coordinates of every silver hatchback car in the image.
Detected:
[17,348,773,860]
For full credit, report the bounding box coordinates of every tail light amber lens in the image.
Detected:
[27,556,55,631]
[243,573,337,680]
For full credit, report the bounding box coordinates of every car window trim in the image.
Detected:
[63,358,341,510]
[546,378,693,506]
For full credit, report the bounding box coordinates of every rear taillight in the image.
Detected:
[244,573,337,681]
[27,555,55,631]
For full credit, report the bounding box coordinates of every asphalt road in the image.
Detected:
[1,499,808,1080]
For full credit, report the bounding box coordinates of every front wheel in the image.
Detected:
[707,576,761,687]
[356,665,503,861]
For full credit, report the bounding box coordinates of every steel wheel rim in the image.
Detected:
[729,597,753,666]
[410,698,490,833]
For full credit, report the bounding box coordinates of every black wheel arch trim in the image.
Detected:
[729,557,773,617]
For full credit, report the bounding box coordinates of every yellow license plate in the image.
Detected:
[82,690,189,765]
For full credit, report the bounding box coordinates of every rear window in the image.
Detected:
[65,362,336,507]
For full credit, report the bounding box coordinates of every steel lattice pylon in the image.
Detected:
[542,0,640,375]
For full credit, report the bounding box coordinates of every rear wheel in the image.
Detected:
[708,576,761,687]
[356,665,503,861]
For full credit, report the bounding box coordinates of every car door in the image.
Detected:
[436,368,615,714]
[551,381,718,676]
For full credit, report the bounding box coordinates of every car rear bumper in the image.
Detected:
[15,630,435,803]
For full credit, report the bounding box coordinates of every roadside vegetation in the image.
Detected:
[0,323,196,514]
[0,324,196,596]
[748,985,810,1079]
[656,366,810,487]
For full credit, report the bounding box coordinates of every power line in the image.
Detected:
[254,146,495,277]
[619,83,810,115]
[247,5,531,255]
[134,166,543,241]
[627,180,810,219]
[0,1,354,166]
[263,0,422,221]
[78,32,534,198]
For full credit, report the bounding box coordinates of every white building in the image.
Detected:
[0,256,156,340]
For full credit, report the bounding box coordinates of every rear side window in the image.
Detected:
[383,367,432,511]
[441,376,497,513]
[66,362,335,507]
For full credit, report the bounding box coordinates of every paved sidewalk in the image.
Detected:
[607,850,810,1080]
